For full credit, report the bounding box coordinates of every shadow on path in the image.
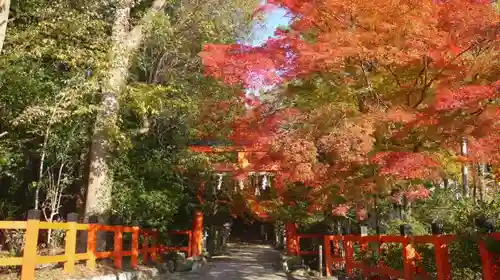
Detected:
[168,243,289,280]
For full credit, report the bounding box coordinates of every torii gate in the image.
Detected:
[188,144,299,255]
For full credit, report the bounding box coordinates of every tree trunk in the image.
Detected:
[374,196,380,234]
[472,164,478,202]
[402,196,411,221]
[85,0,132,225]
[478,163,486,202]
[84,0,167,246]
[0,0,11,53]
[461,137,469,198]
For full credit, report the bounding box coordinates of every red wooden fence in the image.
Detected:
[0,210,202,280]
[290,231,500,280]
[158,230,193,257]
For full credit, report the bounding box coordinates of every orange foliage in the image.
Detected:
[197,0,500,217]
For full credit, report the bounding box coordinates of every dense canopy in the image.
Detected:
[199,0,500,218]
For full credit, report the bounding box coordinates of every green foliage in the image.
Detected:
[0,0,257,242]
[383,217,429,236]
[0,0,108,217]
[107,0,258,234]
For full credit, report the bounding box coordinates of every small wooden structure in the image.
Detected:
[189,144,299,254]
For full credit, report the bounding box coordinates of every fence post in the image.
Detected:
[342,225,352,274]
[359,223,369,279]
[64,213,78,273]
[296,235,301,256]
[324,236,332,277]
[113,226,123,269]
[479,239,495,280]
[338,223,347,271]
[286,222,298,256]
[86,215,98,269]
[192,211,203,256]
[131,226,140,269]
[344,236,354,275]
[319,244,323,278]
[151,229,158,262]
[21,209,41,280]
[431,222,452,280]
[187,230,193,257]
[401,224,414,280]
[477,219,495,280]
[142,230,150,264]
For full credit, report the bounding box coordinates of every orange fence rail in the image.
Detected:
[322,234,434,279]
[158,230,193,257]
[291,230,500,280]
[479,232,500,280]
[0,210,201,280]
[296,233,324,256]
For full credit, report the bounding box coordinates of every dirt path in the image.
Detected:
[168,243,289,280]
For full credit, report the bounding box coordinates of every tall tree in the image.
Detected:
[85,0,167,222]
[0,0,10,52]
[86,0,260,220]
[110,0,258,230]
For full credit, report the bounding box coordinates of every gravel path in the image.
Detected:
[168,243,289,280]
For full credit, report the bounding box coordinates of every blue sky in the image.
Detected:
[241,3,291,94]
[246,5,291,46]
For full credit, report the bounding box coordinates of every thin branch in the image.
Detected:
[35,89,75,210]
[408,65,427,107]
[412,39,491,108]
[385,65,402,88]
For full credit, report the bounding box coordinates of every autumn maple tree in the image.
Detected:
[198,0,500,220]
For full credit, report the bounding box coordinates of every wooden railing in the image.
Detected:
[296,233,324,256]
[292,230,500,280]
[158,230,193,257]
[323,234,433,279]
[0,210,197,280]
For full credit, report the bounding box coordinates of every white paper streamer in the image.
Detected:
[216,173,223,190]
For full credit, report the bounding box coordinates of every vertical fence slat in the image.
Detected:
[402,238,414,280]
[432,224,452,280]
[345,237,354,275]
[324,236,332,277]
[360,225,369,278]
[296,236,301,256]
[435,237,452,280]
[335,238,344,271]
[114,226,123,269]
[319,244,323,278]
[188,231,193,257]
[192,211,204,257]
[151,229,158,262]
[285,222,298,256]
[87,223,97,269]
[142,230,150,264]
[479,239,494,280]
[400,224,414,280]
[64,213,78,273]
[21,209,41,280]
[131,226,140,269]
